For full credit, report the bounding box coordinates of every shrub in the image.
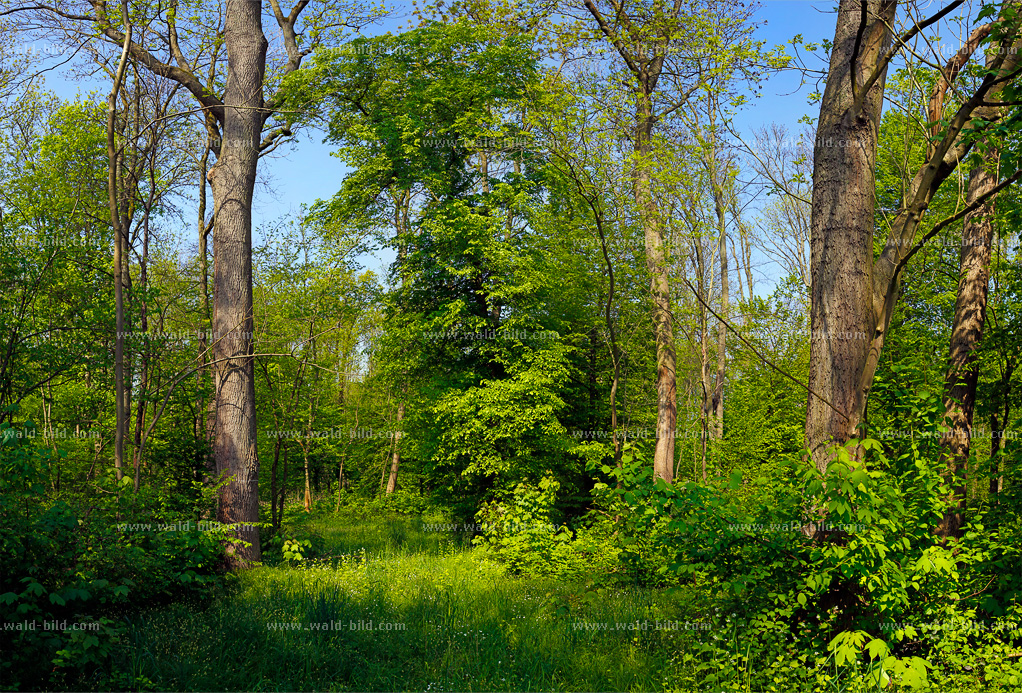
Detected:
[473,475,620,580]
[0,420,228,690]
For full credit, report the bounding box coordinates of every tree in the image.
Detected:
[575,0,759,482]
[6,0,381,566]
[806,0,1022,485]
[939,150,1001,537]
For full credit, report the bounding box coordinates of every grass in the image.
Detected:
[117,509,709,692]
[109,508,1020,692]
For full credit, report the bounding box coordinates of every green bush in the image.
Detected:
[0,421,229,690]
[473,475,620,580]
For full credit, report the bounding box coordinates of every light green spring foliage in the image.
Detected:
[473,474,622,579]
[0,97,112,418]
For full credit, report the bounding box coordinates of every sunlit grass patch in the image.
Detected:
[120,511,705,692]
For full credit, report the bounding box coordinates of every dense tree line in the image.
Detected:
[1,0,1021,689]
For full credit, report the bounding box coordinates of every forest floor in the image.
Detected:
[117,511,714,692]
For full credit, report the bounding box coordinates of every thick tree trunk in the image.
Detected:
[806,0,896,473]
[937,155,999,538]
[208,0,267,567]
[806,1,1019,486]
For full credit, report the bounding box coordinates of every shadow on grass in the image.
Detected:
[119,550,709,692]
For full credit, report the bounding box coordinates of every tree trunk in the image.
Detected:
[387,191,410,496]
[132,187,152,492]
[386,400,404,494]
[694,234,711,482]
[806,0,896,474]
[937,153,999,538]
[989,358,1014,498]
[270,435,281,529]
[731,236,744,305]
[209,0,267,567]
[806,0,1019,485]
[740,218,755,302]
[595,207,623,474]
[380,445,391,492]
[711,171,728,443]
[280,446,289,518]
[637,101,676,483]
[107,16,131,483]
[303,441,312,512]
[196,146,215,477]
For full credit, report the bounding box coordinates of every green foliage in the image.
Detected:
[365,487,432,516]
[431,344,572,498]
[474,474,624,582]
[0,421,228,689]
[589,420,1007,691]
[281,538,315,563]
[474,475,569,576]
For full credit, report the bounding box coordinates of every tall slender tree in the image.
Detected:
[8,0,380,566]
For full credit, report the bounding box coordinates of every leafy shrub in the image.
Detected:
[599,432,990,691]
[0,420,228,690]
[473,475,620,580]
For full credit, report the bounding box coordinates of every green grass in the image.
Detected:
[111,509,1018,692]
[117,510,708,692]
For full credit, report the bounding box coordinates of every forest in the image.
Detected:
[1,0,1021,690]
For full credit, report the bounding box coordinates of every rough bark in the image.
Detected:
[208,0,267,567]
[937,154,999,538]
[806,0,1020,480]
[806,0,897,472]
